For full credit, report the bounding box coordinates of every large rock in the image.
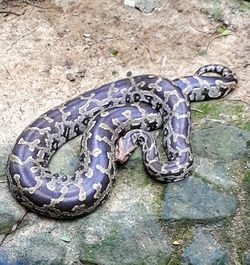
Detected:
[0,184,26,235]
[192,125,250,161]
[193,157,236,188]
[183,229,229,265]
[79,208,173,265]
[163,176,238,222]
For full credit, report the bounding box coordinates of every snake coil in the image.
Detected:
[7,64,237,218]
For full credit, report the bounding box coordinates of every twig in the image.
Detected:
[205,118,225,124]
[5,27,38,52]
[136,35,156,62]
[226,99,250,108]
[3,64,13,80]
[170,34,182,47]
[23,0,52,9]
[205,33,233,52]
[205,34,221,51]
[191,107,204,113]
[189,19,209,34]
[0,10,21,16]
[0,210,28,247]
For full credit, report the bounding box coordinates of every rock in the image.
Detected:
[193,157,236,188]
[0,185,26,234]
[21,233,66,265]
[244,251,250,265]
[79,209,173,265]
[163,176,238,222]
[66,72,76,81]
[192,125,250,161]
[124,0,155,13]
[183,229,229,265]
[124,0,136,7]
[0,144,10,179]
[0,250,28,265]
[49,137,80,176]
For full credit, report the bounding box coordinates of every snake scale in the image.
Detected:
[7,64,237,218]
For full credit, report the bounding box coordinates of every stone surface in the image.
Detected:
[79,209,173,265]
[244,251,250,265]
[49,137,80,176]
[192,125,250,161]
[193,157,236,188]
[183,229,229,265]
[163,176,238,222]
[0,144,10,178]
[22,233,66,265]
[0,184,26,235]
[0,250,28,265]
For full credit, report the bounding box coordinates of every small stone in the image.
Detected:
[64,59,74,69]
[163,176,238,222]
[83,33,91,38]
[183,229,229,264]
[76,70,86,79]
[124,0,155,13]
[66,73,76,81]
[126,71,133,77]
[112,70,119,76]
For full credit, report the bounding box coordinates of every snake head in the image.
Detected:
[115,136,137,163]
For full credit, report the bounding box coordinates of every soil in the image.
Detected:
[0,0,249,148]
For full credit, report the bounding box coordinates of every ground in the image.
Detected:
[0,0,249,265]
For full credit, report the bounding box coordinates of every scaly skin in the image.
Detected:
[7,64,237,218]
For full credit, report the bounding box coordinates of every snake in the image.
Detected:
[7,64,237,218]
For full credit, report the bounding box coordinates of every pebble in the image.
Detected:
[124,0,155,13]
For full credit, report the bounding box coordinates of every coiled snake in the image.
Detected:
[7,64,237,218]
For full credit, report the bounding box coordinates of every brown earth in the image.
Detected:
[0,0,249,146]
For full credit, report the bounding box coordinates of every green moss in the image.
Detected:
[191,101,249,131]
[243,121,250,132]
[235,0,250,10]
[167,253,182,265]
[244,169,250,198]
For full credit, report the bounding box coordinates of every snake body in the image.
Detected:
[7,64,237,218]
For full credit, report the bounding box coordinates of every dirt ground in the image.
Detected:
[0,0,249,150]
